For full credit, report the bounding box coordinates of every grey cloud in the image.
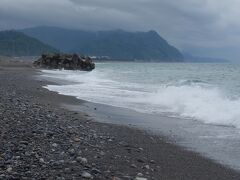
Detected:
[0,0,240,61]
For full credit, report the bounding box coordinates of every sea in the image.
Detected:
[41,62,240,170]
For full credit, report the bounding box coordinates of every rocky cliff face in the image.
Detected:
[33,54,95,71]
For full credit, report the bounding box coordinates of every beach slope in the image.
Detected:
[0,60,239,179]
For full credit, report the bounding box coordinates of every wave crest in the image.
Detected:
[145,83,240,127]
[42,69,240,128]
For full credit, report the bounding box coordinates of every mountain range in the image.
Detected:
[0,27,228,63]
[21,26,184,61]
[0,30,58,56]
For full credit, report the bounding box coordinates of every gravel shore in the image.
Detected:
[0,63,240,179]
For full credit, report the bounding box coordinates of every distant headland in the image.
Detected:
[20,26,184,62]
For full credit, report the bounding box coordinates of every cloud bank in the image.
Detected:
[1,0,240,60]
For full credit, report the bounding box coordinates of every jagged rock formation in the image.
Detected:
[33,54,95,71]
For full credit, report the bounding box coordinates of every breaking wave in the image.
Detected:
[41,68,240,128]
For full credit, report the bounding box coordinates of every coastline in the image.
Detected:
[0,62,240,179]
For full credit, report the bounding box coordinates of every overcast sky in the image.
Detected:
[1,0,240,61]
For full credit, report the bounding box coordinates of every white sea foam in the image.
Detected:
[144,85,240,127]
[41,67,240,128]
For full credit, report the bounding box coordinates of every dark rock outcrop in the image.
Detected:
[33,54,95,71]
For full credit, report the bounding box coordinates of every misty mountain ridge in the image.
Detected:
[0,30,58,56]
[21,26,184,61]
[183,53,229,63]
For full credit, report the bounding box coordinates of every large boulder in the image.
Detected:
[33,53,95,71]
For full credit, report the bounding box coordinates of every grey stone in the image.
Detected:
[81,171,93,179]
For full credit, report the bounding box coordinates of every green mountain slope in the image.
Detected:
[21,26,184,61]
[0,30,58,56]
